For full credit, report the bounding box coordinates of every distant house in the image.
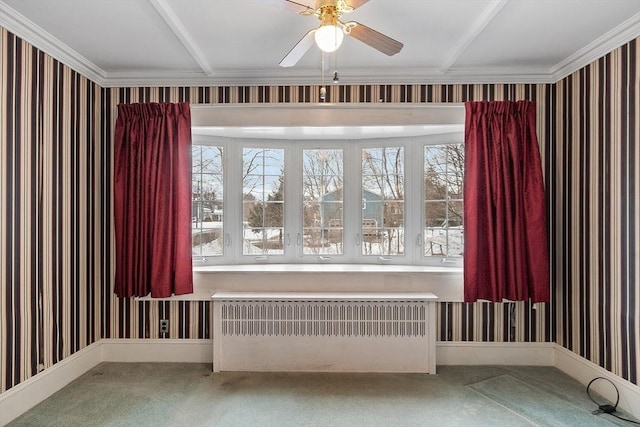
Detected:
[319,188,383,238]
[192,201,223,223]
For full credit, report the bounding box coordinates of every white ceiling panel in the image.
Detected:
[453,0,640,69]
[3,0,202,72]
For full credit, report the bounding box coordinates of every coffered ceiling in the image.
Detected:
[1,0,639,87]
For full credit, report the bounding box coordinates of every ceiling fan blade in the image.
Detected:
[279,29,316,67]
[344,0,370,11]
[283,0,316,13]
[346,21,403,56]
[254,0,315,14]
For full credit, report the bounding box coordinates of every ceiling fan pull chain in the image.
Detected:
[333,50,339,84]
[320,51,327,101]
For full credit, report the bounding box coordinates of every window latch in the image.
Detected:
[318,256,331,261]
[441,258,457,265]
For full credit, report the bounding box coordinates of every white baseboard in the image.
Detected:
[437,341,640,420]
[553,345,640,420]
[1,340,638,425]
[436,341,556,366]
[104,340,557,367]
[101,339,213,363]
[0,339,213,426]
[0,342,103,426]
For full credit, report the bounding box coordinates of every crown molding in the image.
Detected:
[0,1,107,86]
[99,67,555,87]
[551,11,640,81]
[431,67,554,84]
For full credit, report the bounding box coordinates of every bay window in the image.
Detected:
[191,132,463,267]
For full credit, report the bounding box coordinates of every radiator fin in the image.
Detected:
[220,302,427,337]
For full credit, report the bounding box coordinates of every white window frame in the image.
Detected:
[192,132,463,267]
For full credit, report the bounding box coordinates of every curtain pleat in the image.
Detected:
[464,101,549,303]
[113,102,193,298]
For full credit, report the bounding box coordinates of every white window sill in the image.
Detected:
[137,264,462,302]
[194,264,462,274]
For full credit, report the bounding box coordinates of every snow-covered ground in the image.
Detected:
[424,228,463,256]
[193,224,463,258]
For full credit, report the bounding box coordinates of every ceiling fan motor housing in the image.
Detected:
[314,0,354,19]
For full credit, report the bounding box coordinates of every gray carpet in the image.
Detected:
[7,363,637,427]
[469,374,611,426]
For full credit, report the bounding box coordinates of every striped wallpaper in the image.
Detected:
[1,28,105,392]
[101,83,553,348]
[552,38,638,385]
[1,25,638,393]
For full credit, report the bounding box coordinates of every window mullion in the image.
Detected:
[407,138,422,265]
[226,141,242,264]
[343,140,361,262]
[286,140,302,261]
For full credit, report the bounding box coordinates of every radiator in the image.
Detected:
[212,292,438,373]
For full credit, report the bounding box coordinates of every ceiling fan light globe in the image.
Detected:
[315,25,344,53]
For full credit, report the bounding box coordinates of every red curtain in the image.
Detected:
[113,102,193,298]
[464,101,549,303]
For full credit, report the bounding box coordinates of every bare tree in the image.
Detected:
[192,146,223,172]
[302,149,343,200]
[423,143,464,256]
[242,148,264,195]
[424,144,464,226]
[362,147,405,255]
[192,146,223,223]
[247,174,284,249]
[302,149,344,253]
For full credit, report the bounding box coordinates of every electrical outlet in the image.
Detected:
[160,319,169,334]
[37,363,45,373]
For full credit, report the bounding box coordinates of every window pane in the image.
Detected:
[362,147,404,256]
[425,144,464,173]
[424,201,446,256]
[192,146,223,257]
[444,173,464,199]
[447,201,464,256]
[243,148,285,255]
[424,143,464,258]
[424,201,447,227]
[302,149,344,255]
[424,146,449,175]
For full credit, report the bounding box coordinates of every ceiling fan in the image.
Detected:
[265,0,404,67]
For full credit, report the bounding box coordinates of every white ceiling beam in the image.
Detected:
[147,0,214,76]
[439,0,510,73]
